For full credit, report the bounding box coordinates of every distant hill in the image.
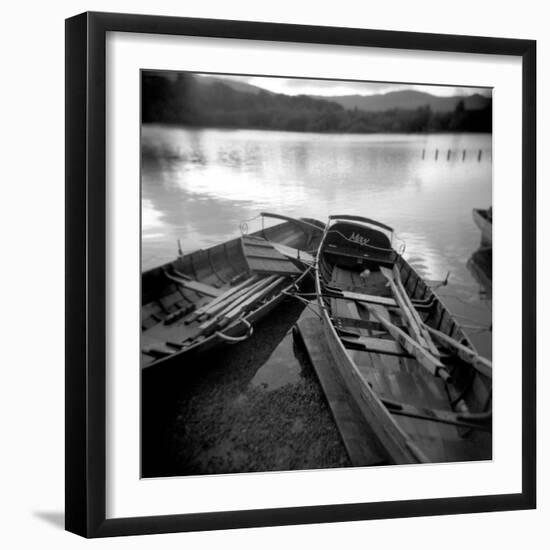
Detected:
[197,76,490,113]
[318,90,491,113]
[142,72,492,133]
[196,75,271,96]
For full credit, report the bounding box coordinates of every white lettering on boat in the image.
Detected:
[348,232,371,248]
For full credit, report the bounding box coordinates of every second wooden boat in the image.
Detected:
[473,207,492,246]
[467,247,492,299]
[315,215,492,465]
[142,213,324,369]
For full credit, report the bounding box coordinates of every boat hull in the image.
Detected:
[144,282,291,369]
[315,219,492,465]
[473,208,492,247]
[142,217,323,369]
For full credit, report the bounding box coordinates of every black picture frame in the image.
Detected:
[65,11,536,538]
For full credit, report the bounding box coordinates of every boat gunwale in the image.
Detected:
[472,208,492,245]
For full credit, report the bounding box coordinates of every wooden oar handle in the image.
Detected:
[435,366,451,383]
[217,317,231,331]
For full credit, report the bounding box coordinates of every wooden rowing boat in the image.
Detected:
[473,207,492,246]
[467,246,492,299]
[315,214,492,465]
[142,213,324,368]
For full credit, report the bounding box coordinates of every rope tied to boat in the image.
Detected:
[239,214,262,236]
[281,289,323,319]
[425,271,450,290]
[215,318,254,343]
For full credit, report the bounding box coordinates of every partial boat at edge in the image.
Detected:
[473,207,492,247]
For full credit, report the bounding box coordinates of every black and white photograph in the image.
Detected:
[0,0,542,544]
[140,70,493,476]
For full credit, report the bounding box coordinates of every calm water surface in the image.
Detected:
[142,124,492,357]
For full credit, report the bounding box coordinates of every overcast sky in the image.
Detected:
[202,74,492,98]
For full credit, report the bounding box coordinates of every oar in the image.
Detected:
[201,276,274,322]
[358,302,450,382]
[381,397,491,431]
[392,265,441,357]
[381,267,492,379]
[424,325,493,379]
[163,270,221,297]
[198,276,277,336]
[185,275,259,324]
[194,276,264,322]
[379,266,432,351]
[215,276,286,332]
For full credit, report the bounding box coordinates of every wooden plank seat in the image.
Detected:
[326,287,398,307]
[329,265,387,341]
[341,334,411,357]
[163,270,222,298]
[242,236,301,275]
[163,303,196,325]
[326,285,437,310]
[332,316,404,332]
[272,242,315,265]
[381,398,492,431]
[243,237,314,264]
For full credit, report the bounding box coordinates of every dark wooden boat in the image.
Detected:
[467,247,492,299]
[473,207,492,246]
[142,213,324,368]
[315,215,492,465]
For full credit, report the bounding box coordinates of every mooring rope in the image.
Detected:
[214,318,254,343]
[239,214,262,235]
[281,289,323,319]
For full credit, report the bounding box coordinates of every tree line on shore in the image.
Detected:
[142,73,492,134]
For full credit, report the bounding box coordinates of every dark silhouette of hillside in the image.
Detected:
[142,72,492,134]
[317,90,490,113]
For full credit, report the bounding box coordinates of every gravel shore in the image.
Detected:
[142,299,351,477]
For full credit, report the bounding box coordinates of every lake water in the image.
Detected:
[141,124,492,356]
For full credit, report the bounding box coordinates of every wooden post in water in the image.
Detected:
[462,149,466,161]
[435,149,439,161]
[478,149,482,162]
[447,149,451,161]
[422,149,425,160]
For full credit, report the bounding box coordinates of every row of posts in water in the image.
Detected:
[422,149,488,161]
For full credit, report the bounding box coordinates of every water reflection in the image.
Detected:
[249,332,303,391]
